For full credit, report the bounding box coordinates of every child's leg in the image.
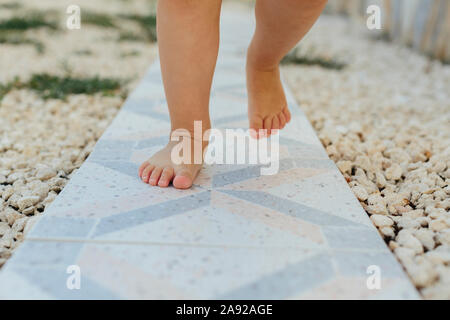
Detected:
[139,0,222,189]
[247,0,327,136]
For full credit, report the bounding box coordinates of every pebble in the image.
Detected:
[397,217,421,230]
[351,185,368,201]
[12,217,27,233]
[337,160,352,174]
[35,165,57,181]
[430,219,448,232]
[396,230,424,254]
[414,229,435,251]
[380,226,395,238]
[16,196,40,211]
[370,214,394,227]
[0,222,9,236]
[385,163,403,180]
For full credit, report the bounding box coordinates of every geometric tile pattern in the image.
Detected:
[0,7,420,299]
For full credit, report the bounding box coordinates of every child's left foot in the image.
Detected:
[246,50,291,138]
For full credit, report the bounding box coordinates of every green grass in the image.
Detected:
[0,11,59,53]
[73,49,93,56]
[75,11,157,42]
[26,74,124,99]
[281,48,346,70]
[0,32,45,53]
[0,13,58,31]
[0,2,22,9]
[118,31,146,42]
[0,74,125,101]
[82,11,117,28]
[119,14,157,42]
[0,77,20,102]
[120,50,141,58]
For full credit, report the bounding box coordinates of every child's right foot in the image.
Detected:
[138,138,206,190]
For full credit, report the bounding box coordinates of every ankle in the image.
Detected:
[171,119,211,135]
[170,119,211,144]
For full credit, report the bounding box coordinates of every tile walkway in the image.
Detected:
[0,7,420,299]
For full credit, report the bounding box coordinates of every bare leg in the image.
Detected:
[139,0,222,189]
[247,0,327,137]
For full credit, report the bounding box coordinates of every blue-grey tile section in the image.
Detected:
[333,250,408,279]
[88,140,136,162]
[220,189,361,227]
[8,266,119,300]
[91,161,140,179]
[27,216,97,240]
[323,226,388,250]
[217,253,334,299]
[11,241,84,267]
[211,159,297,188]
[92,191,212,237]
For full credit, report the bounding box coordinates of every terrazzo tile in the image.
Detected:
[0,6,420,300]
[220,189,361,227]
[332,250,407,278]
[217,253,334,299]
[91,191,212,237]
[0,241,416,300]
[91,197,325,249]
[322,226,388,250]
[87,139,136,162]
[1,241,320,299]
[0,265,118,300]
[11,241,84,268]
[101,109,169,140]
[266,170,375,227]
[27,216,97,240]
[295,276,417,300]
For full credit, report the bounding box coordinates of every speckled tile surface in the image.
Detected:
[0,8,419,300]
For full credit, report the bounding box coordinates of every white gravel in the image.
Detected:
[283,14,450,299]
[0,0,157,267]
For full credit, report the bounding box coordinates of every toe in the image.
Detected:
[158,167,174,188]
[173,170,193,189]
[138,161,149,178]
[149,167,163,186]
[249,117,263,139]
[278,112,286,129]
[141,164,155,183]
[271,115,280,130]
[283,108,291,123]
[263,117,273,136]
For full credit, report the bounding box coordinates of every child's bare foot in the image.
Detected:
[138,136,208,189]
[246,48,291,139]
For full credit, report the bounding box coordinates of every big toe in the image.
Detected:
[173,170,194,189]
[283,107,291,123]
